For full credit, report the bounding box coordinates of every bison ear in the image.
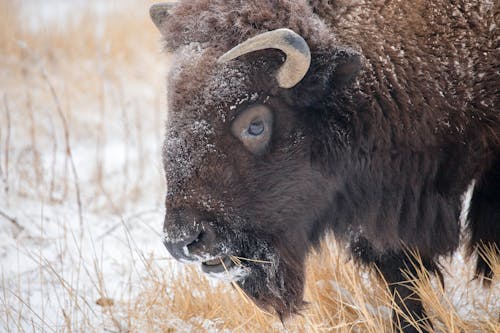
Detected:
[329,48,362,87]
[150,3,177,32]
[290,48,361,106]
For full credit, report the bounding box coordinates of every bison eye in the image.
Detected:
[231,104,273,155]
[248,120,265,136]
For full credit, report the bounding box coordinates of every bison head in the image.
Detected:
[151,2,361,318]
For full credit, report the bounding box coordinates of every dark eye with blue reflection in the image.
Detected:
[248,120,265,136]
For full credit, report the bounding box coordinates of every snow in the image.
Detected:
[0,2,174,331]
[205,264,250,283]
[19,0,131,33]
[1,149,168,329]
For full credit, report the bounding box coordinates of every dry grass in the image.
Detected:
[1,1,167,332]
[0,1,498,332]
[0,0,167,212]
[128,240,499,333]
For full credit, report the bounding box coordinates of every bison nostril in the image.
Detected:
[186,231,205,248]
[186,230,209,252]
[163,229,204,262]
[163,210,219,261]
[186,227,217,256]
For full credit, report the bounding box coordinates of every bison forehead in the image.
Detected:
[163,43,270,180]
[163,44,265,201]
[167,43,263,123]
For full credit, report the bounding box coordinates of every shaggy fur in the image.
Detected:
[154,1,499,332]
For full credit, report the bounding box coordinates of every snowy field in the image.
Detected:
[0,1,173,331]
[0,1,498,332]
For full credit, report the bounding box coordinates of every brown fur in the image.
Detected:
[154,1,499,331]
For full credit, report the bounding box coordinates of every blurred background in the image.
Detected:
[0,1,170,331]
[0,1,498,332]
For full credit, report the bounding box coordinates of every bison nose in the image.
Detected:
[163,230,201,262]
[163,209,218,262]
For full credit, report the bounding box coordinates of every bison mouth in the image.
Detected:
[201,256,233,274]
[200,255,253,282]
[198,232,307,319]
[165,222,307,318]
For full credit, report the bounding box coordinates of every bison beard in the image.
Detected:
[215,226,307,318]
[236,233,306,319]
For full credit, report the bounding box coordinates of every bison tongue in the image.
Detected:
[204,258,223,266]
[201,256,234,274]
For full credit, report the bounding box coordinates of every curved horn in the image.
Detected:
[218,28,311,89]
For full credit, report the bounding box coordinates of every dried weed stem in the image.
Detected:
[40,68,83,227]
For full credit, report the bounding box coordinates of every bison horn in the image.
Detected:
[150,3,177,30]
[218,29,311,89]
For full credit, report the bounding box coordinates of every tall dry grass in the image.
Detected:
[129,239,499,333]
[0,0,167,212]
[1,1,167,332]
[0,1,498,332]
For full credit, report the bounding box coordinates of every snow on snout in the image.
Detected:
[163,118,217,190]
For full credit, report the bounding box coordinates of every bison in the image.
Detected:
[150,1,499,332]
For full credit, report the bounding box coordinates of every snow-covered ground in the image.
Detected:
[0,1,176,331]
[0,199,164,331]
[0,91,170,330]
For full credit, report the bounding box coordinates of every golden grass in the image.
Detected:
[0,1,498,332]
[128,240,499,333]
[0,0,160,62]
[0,0,167,212]
[0,3,166,331]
